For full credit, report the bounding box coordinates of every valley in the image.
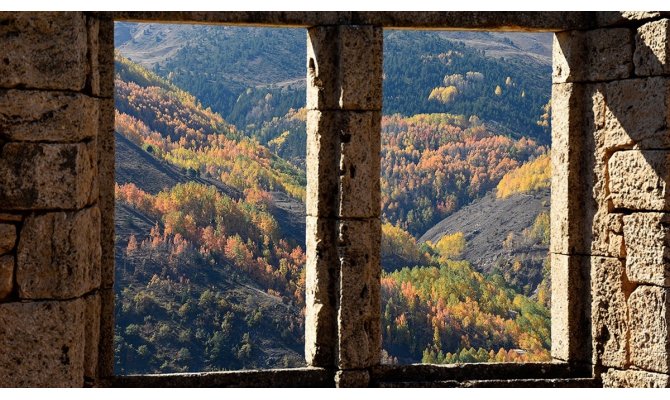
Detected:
[113,23,553,372]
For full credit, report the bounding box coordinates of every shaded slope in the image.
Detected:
[419,188,550,292]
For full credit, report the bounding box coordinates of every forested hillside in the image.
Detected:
[114,55,308,373]
[113,24,554,371]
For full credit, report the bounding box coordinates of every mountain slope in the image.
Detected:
[114,23,552,145]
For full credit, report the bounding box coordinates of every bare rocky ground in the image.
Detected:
[420,187,550,292]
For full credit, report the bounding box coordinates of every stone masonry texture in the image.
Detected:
[16,207,101,299]
[0,299,86,387]
[2,10,670,388]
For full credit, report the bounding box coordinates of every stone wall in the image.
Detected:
[0,12,114,387]
[552,13,670,388]
[1,10,670,388]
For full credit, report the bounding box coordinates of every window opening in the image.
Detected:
[379,29,553,365]
[113,22,308,374]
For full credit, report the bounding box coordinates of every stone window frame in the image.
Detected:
[103,11,603,388]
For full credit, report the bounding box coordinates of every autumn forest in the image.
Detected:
[113,23,553,373]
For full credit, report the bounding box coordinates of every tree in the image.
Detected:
[126,234,138,256]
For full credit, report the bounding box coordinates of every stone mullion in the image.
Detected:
[304,25,382,387]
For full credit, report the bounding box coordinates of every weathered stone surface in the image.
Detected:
[553,31,584,83]
[551,254,589,363]
[306,110,339,218]
[305,216,338,367]
[636,19,670,76]
[585,29,633,81]
[0,223,16,254]
[0,12,87,90]
[628,285,670,373]
[609,150,670,211]
[607,214,626,259]
[98,288,115,378]
[16,207,101,299]
[337,218,381,369]
[0,141,98,210]
[306,110,381,219]
[0,90,98,142]
[602,368,670,388]
[550,83,586,255]
[597,78,670,149]
[335,369,370,388]
[553,29,633,82]
[0,255,13,300]
[84,292,100,380]
[623,213,670,286]
[339,111,381,219]
[338,26,382,111]
[114,367,333,388]
[596,11,665,28]
[591,257,630,368]
[0,213,22,222]
[86,16,100,97]
[0,299,85,387]
[98,98,115,288]
[307,25,382,111]
[97,17,115,99]
[113,11,593,31]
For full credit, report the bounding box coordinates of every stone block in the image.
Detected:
[16,207,101,299]
[0,255,13,300]
[585,29,633,81]
[635,19,670,76]
[553,29,633,83]
[553,31,584,83]
[596,11,664,28]
[602,368,670,388]
[591,257,630,368]
[335,369,370,388]
[0,90,98,142]
[628,285,670,373]
[597,78,670,149]
[551,254,589,363]
[550,83,587,255]
[304,216,338,367]
[98,98,115,288]
[307,25,382,111]
[0,12,88,91]
[623,213,670,286]
[0,141,97,210]
[338,26,382,111]
[0,299,85,387]
[306,110,339,218]
[337,218,381,369]
[339,111,381,219]
[609,150,670,211]
[0,223,16,254]
[84,292,100,380]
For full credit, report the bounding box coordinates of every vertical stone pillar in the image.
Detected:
[0,12,106,387]
[550,32,590,365]
[304,25,383,387]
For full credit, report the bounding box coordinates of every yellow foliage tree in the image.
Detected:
[433,232,466,260]
[428,86,459,104]
[494,85,503,96]
[496,153,551,199]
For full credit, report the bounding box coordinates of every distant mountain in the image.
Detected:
[115,22,552,144]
